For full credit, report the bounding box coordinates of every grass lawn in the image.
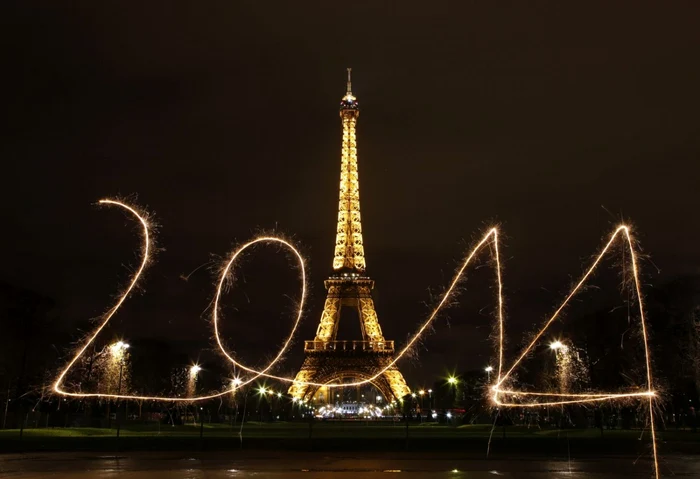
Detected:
[1,422,698,439]
[1,422,698,454]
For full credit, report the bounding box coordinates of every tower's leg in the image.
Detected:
[382,366,411,400]
[288,361,315,399]
[289,354,411,403]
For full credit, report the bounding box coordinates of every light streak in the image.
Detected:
[53,200,234,402]
[489,225,658,478]
[52,200,659,478]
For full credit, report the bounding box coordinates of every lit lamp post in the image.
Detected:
[549,340,572,429]
[230,377,242,426]
[275,391,282,420]
[110,341,130,395]
[447,376,459,417]
[484,366,494,384]
[418,390,426,422]
[189,364,202,395]
[109,341,129,435]
[189,365,202,425]
[549,341,570,393]
[257,386,269,422]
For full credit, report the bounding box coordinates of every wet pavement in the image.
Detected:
[0,451,696,478]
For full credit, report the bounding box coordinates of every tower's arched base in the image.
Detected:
[288,350,410,402]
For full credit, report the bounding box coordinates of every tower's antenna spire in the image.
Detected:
[346,67,352,95]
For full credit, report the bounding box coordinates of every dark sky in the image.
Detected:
[3,2,700,386]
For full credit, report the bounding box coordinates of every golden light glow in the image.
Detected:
[109,341,130,360]
[549,340,566,351]
[333,88,364,271]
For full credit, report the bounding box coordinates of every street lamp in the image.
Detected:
[484,366,494,383]
[549,340,572,396]
[109,341,130,433]
[110,341,129,351]
[109,341,130,390]
[447,376,459,410]
[549,340,566,351]
[190,364,202,378]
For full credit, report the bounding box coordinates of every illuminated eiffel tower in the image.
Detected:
[289,69,411,402]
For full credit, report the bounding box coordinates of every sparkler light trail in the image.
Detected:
[489,225,658,479]
[53,199,659,478]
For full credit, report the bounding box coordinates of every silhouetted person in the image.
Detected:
[688,407,697,433]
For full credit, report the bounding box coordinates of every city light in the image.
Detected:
[549,341,566,351]
[111,341,130,352]
[109,341,130,361]
[484,366,493,373]
[189,365,202,377]
[447,376,457,385]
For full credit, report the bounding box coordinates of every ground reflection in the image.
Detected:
[1,452,695,478]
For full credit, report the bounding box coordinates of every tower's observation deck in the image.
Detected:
[288,69,410,402]
[304,340,395,353]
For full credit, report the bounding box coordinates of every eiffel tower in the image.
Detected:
[289,69,411,402]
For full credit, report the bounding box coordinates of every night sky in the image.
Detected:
[3,2,700,385]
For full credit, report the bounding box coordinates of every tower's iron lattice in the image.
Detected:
[289,70,411,402]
